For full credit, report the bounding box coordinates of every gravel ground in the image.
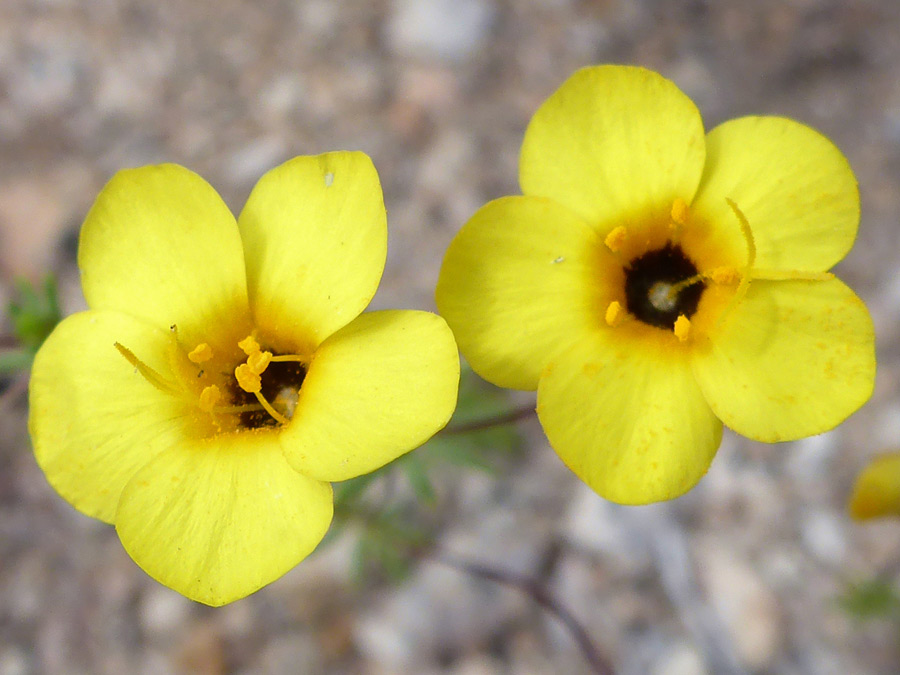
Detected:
[2,1,900,673]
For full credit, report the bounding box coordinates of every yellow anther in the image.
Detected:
[247,350,272,376]
[198,385,222,412]
[188,343,214,363]
[604,226,628,253]
[707,267,742,285]
[238,335,261,356]
[673,314,691,342]
[605,300,625,327]
[670,198,690,226]
[235,362,261,393]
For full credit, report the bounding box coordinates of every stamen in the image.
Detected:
[706,267,742,285]
[269,354,309,365]
[604,226,628,253]
[605,300,625,327]
[188,343,213,363]
[663,273,705,299]
[750,269,834,282]
[238,335,261,356]
[254,391,290,425]
[670,198,690,226]
[247,350,272,375]
[114,343,186,398]
[198,385,222,412]
[673,315,691,342]
[235,363,261,393]
[716,199,758,329]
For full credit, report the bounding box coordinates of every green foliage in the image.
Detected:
[2,276,61,373]
[837,578,900,621]
[328,364,527,584]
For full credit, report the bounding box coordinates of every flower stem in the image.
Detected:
[440,402,536,435]
[427,550,615,675]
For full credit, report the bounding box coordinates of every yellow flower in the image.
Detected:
[29,153,460,605]
[849,453,900,520]
[436,65,875,505]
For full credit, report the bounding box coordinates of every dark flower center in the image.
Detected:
[232,357,307,429]
[624,244,705,329]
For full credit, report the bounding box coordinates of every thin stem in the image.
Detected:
[440,402,536,436]
[429,550,615,675]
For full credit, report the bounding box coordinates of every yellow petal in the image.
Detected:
[281,310,459,482]
[29,311,192,523]
[435,196,607,390]
[849,453,900,520]
[115,433,333,606]
[519,65,706,230]
[238,152,387,353]
[536,332,723,505]
[79,164,250,351]
[691,116,859,271]
[692,278,875,442]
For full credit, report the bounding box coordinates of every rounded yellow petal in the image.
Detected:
[520,65,706,230]
[115,433,333,606]
[29,310,192,523]
[281,310,459,482]
[537,332,723,505]
[849,453,900,520]
[79,164,250,350]
[238,152,387,353]
[436,196,607,390]
[692,278,875,442]
[691,116,859,271]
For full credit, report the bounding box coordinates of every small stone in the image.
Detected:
[386,0,496,61]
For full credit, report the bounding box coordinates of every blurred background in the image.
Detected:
[2,0,900,673]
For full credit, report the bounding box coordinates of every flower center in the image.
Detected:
[115,331,309,433]
[623,244,705,330]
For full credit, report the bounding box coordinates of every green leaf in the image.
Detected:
[837,578,900,621]
[7,275,62,355]
[399,454,437,505]
[0,350,33,373]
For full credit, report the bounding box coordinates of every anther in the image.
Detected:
[235,363,261,393]
[198,385,222,412]
[188,343,213,363]
[247,350,272,375]
[671,198,690,226]
[604,226,628,253]
[605,300,625,327]
[238,335,261,356]
[673,315,691,342]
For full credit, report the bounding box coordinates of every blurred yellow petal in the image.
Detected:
[692,117,859,271]
[435,196,606,390]
[116,433,333,606]
[849,453,900,520]
[537,332,722,505]
[520,65,705,229]
[282,310,459,482]
[29,311,192,523]
[692,278,875,442]
[78,164,250,350]
[238,153,387,353]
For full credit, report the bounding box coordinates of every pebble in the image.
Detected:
[386,0,496,61]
